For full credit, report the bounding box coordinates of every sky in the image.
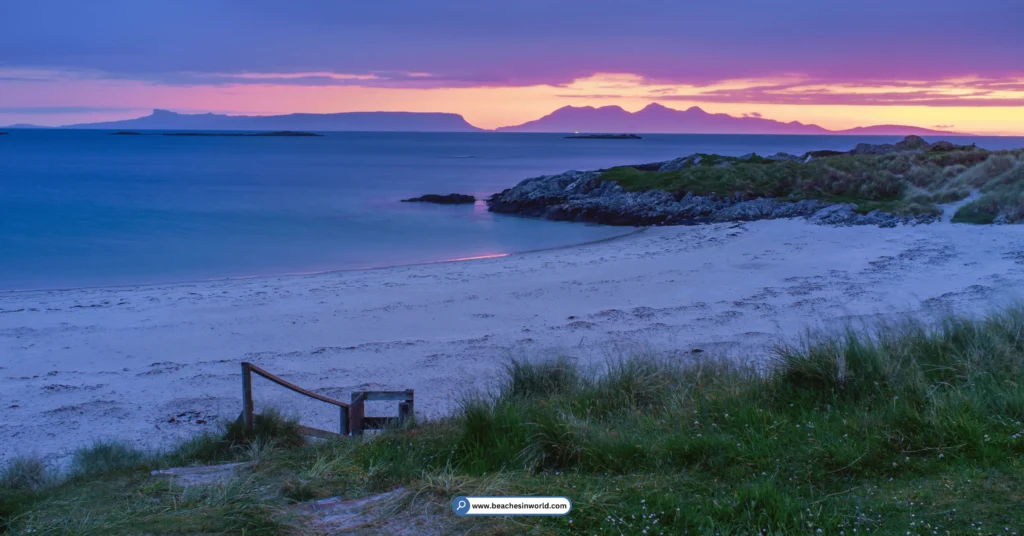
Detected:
[2,1,1024,134]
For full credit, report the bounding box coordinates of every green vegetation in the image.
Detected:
[601,144,1024,221]
[6,308,1024,533]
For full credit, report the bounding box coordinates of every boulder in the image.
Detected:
[929,141,957,152]
[894,135,930,151]
[803,150,845,161]
[658,154,701,172]
[766,152,802,162]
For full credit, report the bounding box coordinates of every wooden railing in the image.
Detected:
[240,362,413,437]
[349,389,415,436]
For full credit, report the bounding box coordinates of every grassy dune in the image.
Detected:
[5,309,1024,534]
[600,144,1024,222]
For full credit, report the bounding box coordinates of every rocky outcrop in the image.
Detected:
[401,193,476,205]
[848,135,977,156]
[487,170,933,227]
[487,136,957,227]
[850,135,930,155]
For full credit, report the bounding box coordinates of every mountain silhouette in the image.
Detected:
[54,104,965,135]
[496,103,962,135]
[63,109,483,132]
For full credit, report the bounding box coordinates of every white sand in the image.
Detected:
[3,218,1023,463]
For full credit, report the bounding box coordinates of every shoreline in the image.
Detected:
[0,226,645,295]
[3,218,1024,463]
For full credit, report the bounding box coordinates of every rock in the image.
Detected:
[850,135,931,155]
[294,489,427,534]
[151,462,252,487]
[850,143,890,155]
[895,135,930,151]
[803,150,845,160]
[658,154,701,172]
[808,204,859,225]
[401,193,476,205]
[928,140,976,153]
[766,152,801,162]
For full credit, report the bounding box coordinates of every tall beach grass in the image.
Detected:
[5,307,1024,533]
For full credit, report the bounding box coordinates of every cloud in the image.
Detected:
[1,1,1021,92]
[0,105,146,114]
[551,75,1024,108]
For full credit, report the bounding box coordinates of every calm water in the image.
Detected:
[1,130,1021,291]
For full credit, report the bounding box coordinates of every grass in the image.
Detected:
[0,410,307,535]
[6,308,1024,533]
[69,442,149,478]
[600,144,1024,221]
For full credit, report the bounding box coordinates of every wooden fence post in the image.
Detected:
[398,389,414,424]
[350,392,366,436]
[339,405,349,436]
[241,362,255,433]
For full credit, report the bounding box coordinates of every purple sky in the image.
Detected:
[2,1,1023,131]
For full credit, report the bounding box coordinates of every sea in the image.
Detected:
[1,130,1021,291]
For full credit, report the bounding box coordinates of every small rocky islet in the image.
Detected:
[110,131,322,137]
[401,193,477,205]
[564,133,642,140]
[487,136,1023,227]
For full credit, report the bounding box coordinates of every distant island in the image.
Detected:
[565,134,642,140]
[110,131,322,137]
[497,103,965,136]
[67,109,482,132]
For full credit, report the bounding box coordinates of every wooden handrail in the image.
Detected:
[240,362,412,437]
[244,362,349,409]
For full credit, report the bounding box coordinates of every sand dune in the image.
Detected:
[2,218,1023,464]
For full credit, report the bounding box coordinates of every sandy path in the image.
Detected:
[2,219,1023,463]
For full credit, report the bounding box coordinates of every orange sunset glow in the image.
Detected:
[4,71,1024,134]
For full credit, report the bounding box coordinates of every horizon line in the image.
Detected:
[2,103,984,136]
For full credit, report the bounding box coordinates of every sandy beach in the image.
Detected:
[3,218,1023,464]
